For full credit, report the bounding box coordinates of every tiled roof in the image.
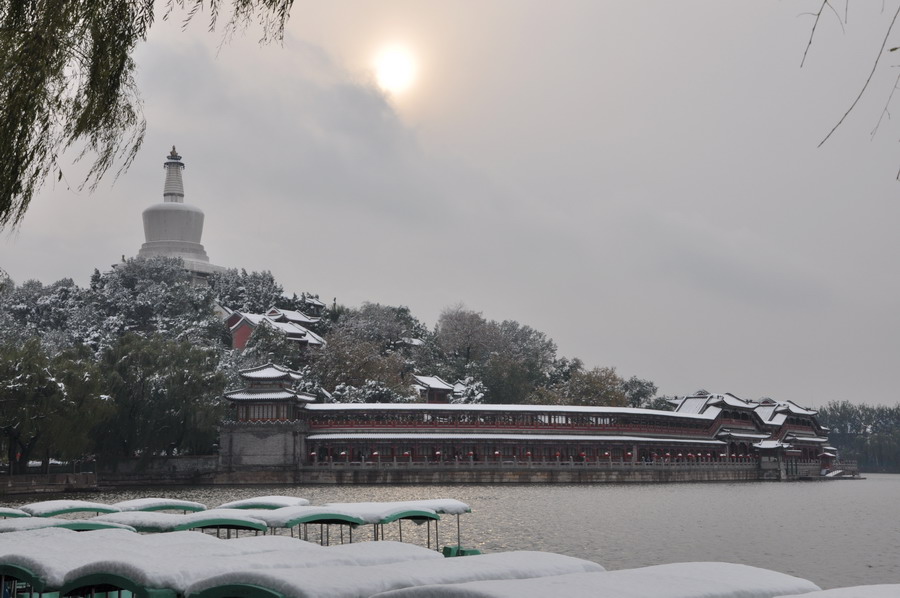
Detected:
[224,390,299,401]
[413,375,454,391]
[240,363,299,381]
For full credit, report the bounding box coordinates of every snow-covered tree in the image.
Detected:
[95,334,226,459]
[451,377,486,404]
[331,380,409,404]
[623,376,659,409]
[0,339,107,473]
[208,268,284,314]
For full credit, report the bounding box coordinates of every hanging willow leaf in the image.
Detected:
[0,0,293,229]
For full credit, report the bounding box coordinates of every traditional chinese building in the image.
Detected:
[218,366,841,479]
[225,311,326,350]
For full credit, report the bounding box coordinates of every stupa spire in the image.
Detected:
[163,145,185,203]
[137,146,224,278]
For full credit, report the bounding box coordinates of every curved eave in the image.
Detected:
[189,584,285,598]
[172,518,268,533]
[278,513,365,527]
[379,510,440,524]
[61,573,177,598]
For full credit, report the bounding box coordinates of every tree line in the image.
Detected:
[0,257,661,471]
[817,401,900,473]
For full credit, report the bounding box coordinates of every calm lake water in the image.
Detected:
[7,474,899,590]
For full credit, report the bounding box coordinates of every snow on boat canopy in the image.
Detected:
[93,510,269,534]
[215,495,311,510]
[0,509,891,598]
[370,562,822,598]
[778,587,900,598]
[113,498,208,513]
[18,499,120,517]
[184,551,604,598]
[0,517,136,533]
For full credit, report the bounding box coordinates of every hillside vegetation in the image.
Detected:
[0,257,659,471]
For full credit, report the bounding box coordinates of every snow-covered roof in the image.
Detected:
[267,308,320,324]
[370,562,821,598]
[307,433,727,445]
[754,404,778,422]
[776,401,818,416]
[224,389,309,402]
[240,363,301,381]
[413,375,454,391]
[0,507,30,518]
[262,319,310,337]
[673,397,710,415]
[716,431,770,440]
[306,403,715,420]
[754,440,789,450]
[784,435,829,444]
[707,393,753,408]
[229,312,267,329]
[304,296,326,307]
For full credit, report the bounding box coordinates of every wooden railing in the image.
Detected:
[307,459,760,470]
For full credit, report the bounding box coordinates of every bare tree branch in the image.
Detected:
[818,3,900,148]
[871,68,900,139]
[801,1,844,68]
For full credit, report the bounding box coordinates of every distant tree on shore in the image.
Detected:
[817,401,900,472]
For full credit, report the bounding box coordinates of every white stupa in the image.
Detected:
[137,147,224,277]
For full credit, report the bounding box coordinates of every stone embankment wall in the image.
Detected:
[0,473,97,496]
[93,455,859,487]
[210,463,760,485]
[98,456,218,486]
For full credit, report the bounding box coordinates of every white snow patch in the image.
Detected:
[183,551,603,598]
[19,499,120,517]
[112,498,207,512]
[216,495,311,509]
[777,587,900,598]
[370,562,821,598]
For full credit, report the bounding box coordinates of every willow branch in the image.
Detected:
[819,3,900,147]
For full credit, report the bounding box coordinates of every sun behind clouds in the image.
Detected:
[374,44,417,95]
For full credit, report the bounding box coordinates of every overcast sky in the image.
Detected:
[3,1,900,407]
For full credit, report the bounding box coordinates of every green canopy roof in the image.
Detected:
[61,573,178,598]
[172,516,268,533]
[189,583,285,598]
[278,512,366,528]
[379,509,441,524]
